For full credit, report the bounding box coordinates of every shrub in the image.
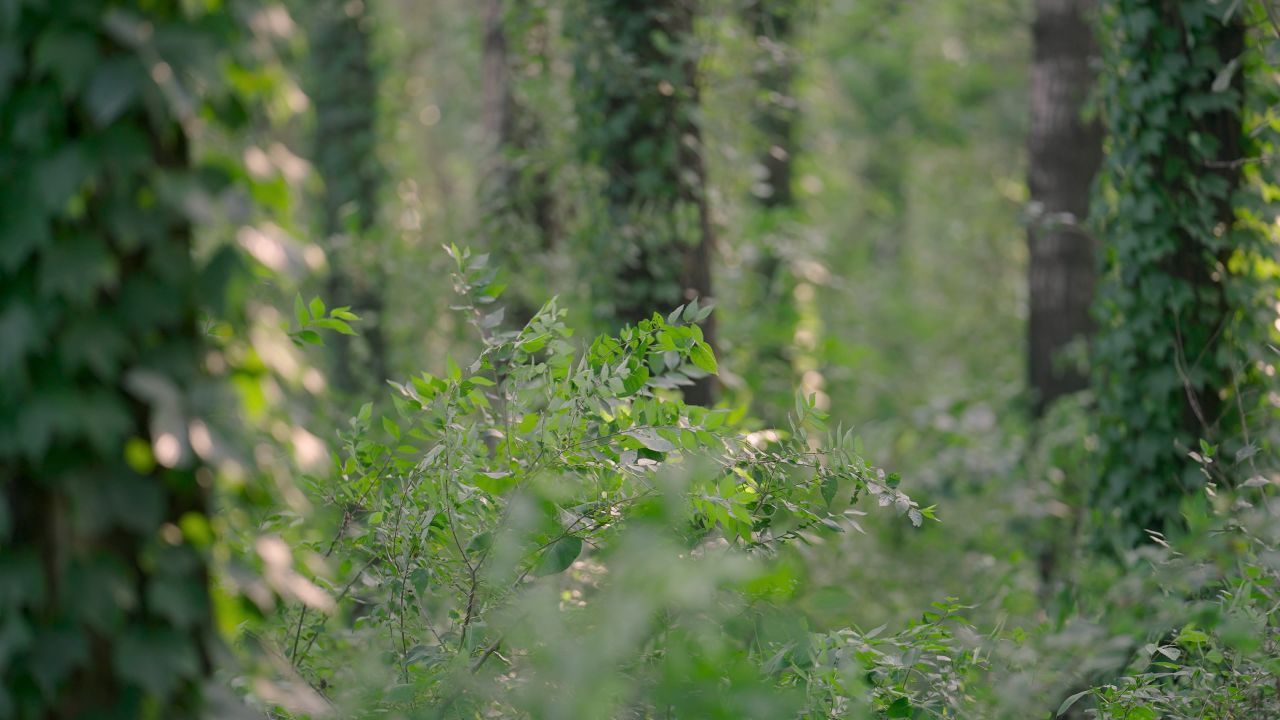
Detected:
[268,248,948,718]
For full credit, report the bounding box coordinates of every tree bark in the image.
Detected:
[481,0,558,327]
[310,0,388,394]
[743,0,803,421]
[1027,0,1104,416]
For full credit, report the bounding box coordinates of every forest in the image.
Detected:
[2,0,1279,718]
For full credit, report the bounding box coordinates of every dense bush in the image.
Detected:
[264,249,959,718]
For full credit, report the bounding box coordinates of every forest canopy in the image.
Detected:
[1,0,1278,718]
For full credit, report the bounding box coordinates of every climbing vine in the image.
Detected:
[0,2,245,716]
[1091,0,1272,545]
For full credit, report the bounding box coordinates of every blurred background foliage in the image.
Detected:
[3,0,1280,718]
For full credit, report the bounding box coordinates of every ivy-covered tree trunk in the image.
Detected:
[309,0,388,394]
[481,0,558,327]
[1092,0,1253,544]
[743,0,803,421]
[0,2,225,715]
[1027,0,1103,416]
[573,0,717,405]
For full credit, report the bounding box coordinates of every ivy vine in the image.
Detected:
[1091,0,1270,545]
[0,2,250,716]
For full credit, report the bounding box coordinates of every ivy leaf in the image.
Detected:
[1211,57,1240,93]
[534,535,582,577]
[84,59,140,127]
[113,625,199,700]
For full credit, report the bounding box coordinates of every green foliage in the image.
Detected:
[272,249,931,716]
[1091,0,1271,544]
[289,293,360,347]
[0,1,248,716]
[1061,482,1280,719]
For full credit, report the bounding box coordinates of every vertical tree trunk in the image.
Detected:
[573,0,717,405]
[1027,0,1104,416]
[310,0,387,394]
[748,1,798,214]
[743,0,803,421]
[481,0,558,327]
[1,3,224,714]
[1092,0,1252,544]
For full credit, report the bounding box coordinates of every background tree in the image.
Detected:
[480,0,559,326]
[741,0,805,422]
[1027,0,1104,416]
[307,0,388,394]
[572,0,717,405]
[0,2,235,714]
[1091,0,1259,544]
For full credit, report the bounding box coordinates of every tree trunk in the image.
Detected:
[1092,0,1251,544]
[481,0,558,327]
[310,0,388,394]
[743,0,803,421]
[573,0,717,405]
[1027,0,1104,416]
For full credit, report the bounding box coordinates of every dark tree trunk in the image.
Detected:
[481,0,558,327]
[1027,0,1104,416]
[747,1,798,213]
[743,0,803,421]
[574,0,717,405]
[310,0,388,394]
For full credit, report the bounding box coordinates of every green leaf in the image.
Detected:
[309,296,325,320]
[113,625,199,700]
[312,318,357,335]
[688,341,717,375]
[294,294,309,326]
[887,697,912,718]
[467,531,493,554]
[682,298,700,322]
[1056,689,1090,716]
[382,416,400,441]
[474,471,515,495]
[621,364,649,396]
[625,428,676,453]
[534,535,582,577]
[294,330,323,345]
[84,59,141,127]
